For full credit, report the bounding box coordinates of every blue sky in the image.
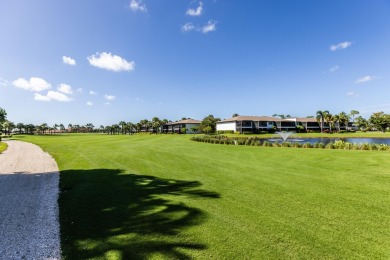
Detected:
[1,0,389,126]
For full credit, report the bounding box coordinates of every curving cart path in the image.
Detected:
[0,140,61,259]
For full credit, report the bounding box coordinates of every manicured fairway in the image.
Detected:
[16,134,390,259]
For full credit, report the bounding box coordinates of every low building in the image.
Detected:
[161,119,201,134]
[216,116,278,133]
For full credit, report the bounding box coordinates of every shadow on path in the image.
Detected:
[59,169,220,259]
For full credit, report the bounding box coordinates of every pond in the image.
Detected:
[265,138,390,145]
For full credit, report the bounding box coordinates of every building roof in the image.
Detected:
[218,116,281,123]
[292,117,318,123]
[164,119,201,125]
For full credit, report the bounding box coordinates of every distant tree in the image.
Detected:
[278,114,285,119]
[0,107,6,134]
[152,117,161,134]
[324,112,335,131]
[316,110,329,133]
[199,115,220,134]
[59,124,65,133]
[286,115,291,118]
[337,112,349,131]
[119,121,126,135]
[232,113,239,117]
[355,116,368,130]
[16,123,25,133]
[369,112,390,133]
[0,107,6,124]
[350,110,360,122]
[181,117,187,120]
[306,116,314,118]
[272,114,278,117]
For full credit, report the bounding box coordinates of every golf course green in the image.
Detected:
[12,134,390,259]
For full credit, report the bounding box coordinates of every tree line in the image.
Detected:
[1,107,390,135]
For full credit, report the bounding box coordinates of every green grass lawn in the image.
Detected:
[15,134,390,259]
[0,141,7,153]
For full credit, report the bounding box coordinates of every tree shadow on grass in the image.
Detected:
[59,169,220,259]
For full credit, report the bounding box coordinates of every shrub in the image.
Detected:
[325,143,335,149]
[302,143,312,148]
[217,130,234,134]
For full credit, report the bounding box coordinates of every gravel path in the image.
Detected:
[0,140,61,259]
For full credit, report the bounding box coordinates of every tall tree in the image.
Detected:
[350,110,360,122]
[199,115,221,134]
[337,112,349,131]
[316,110,329,133]
[369,112,390,133]
[324,112,334,132]
[119,121,126,135]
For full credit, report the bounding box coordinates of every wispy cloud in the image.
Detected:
[181,22,196,32]
[13,77,51,92]
[76,88,83,93]
[329,65,339,73]
[89,90,97,95]
[86,101,93,106]
[129,0,147,13]
[105,94,115,101]
[34,91,72,102]
[330,41,352,51]
[355,75,377,84]
[135,97,144,102]
[186,2,203,16]
[201,20,217,33]
[182,20,217,33]
[87,52,135,72]
[0,77,8,87]
[57,83,73,94]
[62,56,76,66]
[346,91,358,97]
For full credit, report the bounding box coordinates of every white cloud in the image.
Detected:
[186,2,203,16]
[201,20,217,33]
[62,56,76,66]
[129,0,147,13]
[330,41,352,51]
[329,65,339,73]
[86,101,93,106]
[33,91,72,102]
[104,102,111,105]
[87,52,135,72]
[105,94,115,100]
[13,77,51,92]
[34,93,51,101]
[57,83,73,94]
[355,75,377,84]
[76,88,83,93]
[89,90,97,95]
[181,23,196,32]
[0,77,8,87]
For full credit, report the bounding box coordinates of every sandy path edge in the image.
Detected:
[0,140,61,259]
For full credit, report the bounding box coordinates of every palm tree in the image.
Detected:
[126,122,134,135]
[119,121,126,135]
[338,112,349,131]
[350,110,360,123]
[16,123,25,133]
[316,110,329,133]
[324,113,334,132]
[152,117,161,134]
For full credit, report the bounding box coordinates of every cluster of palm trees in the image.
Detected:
[315,110,359,133]
[104,117,170,135]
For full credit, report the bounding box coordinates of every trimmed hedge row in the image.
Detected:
[191,136,390,151]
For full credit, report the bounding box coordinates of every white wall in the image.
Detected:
[216,122,236,131]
